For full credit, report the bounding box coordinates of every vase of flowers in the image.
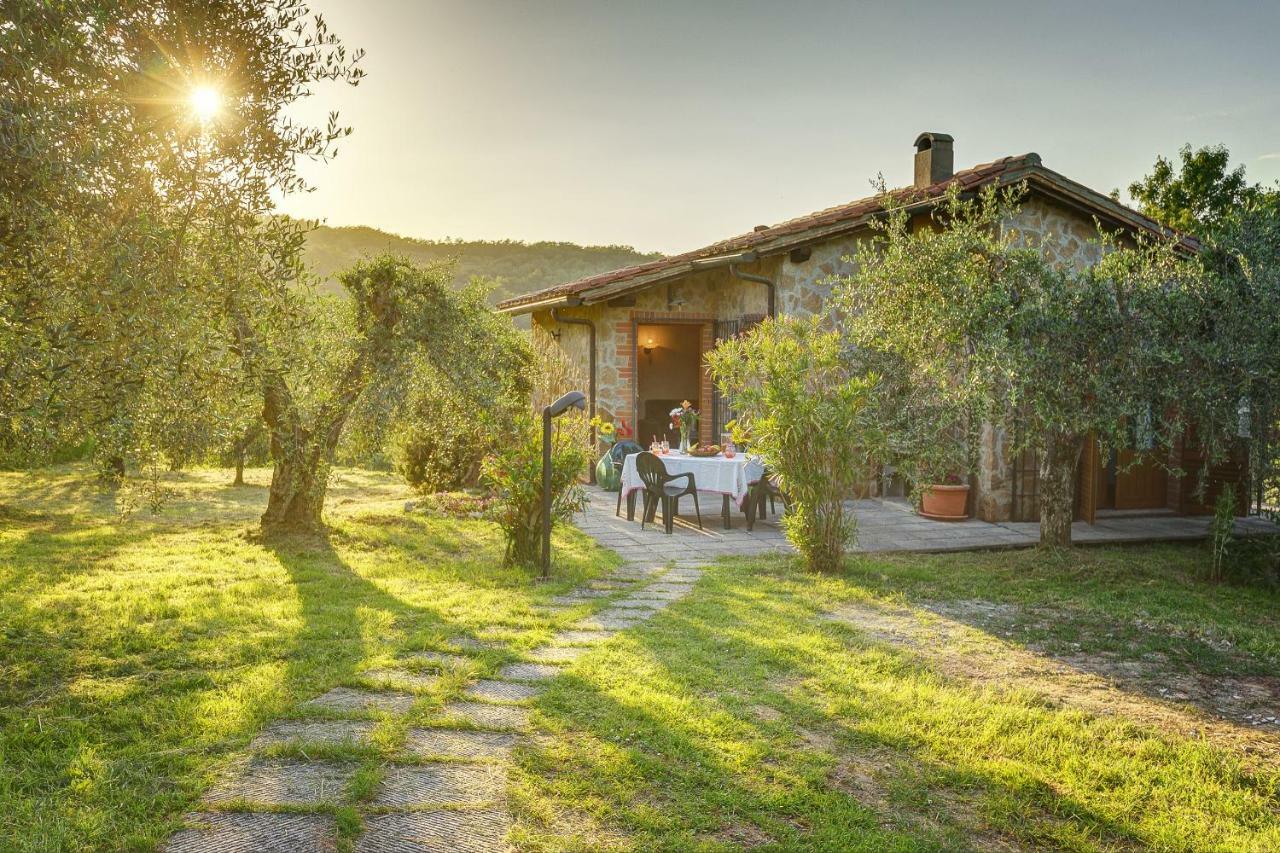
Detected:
[589,415,630,490]
[670,401,699,453]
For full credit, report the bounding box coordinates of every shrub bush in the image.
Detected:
[708,317,892,572]
[482,412,589,567]
[481,327,591,568]
[391,381,494,492]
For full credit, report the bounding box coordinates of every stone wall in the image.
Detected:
[973,197,1110,521]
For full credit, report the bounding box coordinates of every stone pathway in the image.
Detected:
[164,560,703,852]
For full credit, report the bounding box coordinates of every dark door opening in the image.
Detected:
[635,323,703,447]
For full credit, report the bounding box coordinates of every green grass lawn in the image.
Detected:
[511,548,1280,852]
[0,464,616,852]
[3,465,1278,851]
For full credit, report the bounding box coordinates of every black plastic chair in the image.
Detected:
[636,451,701,534]
[746,470,784,531]
[611,440,645,517]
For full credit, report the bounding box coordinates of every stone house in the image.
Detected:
[497,133,1238,522]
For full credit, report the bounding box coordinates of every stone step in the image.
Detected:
[202,759,353,808]
[165,812,336,853]
[303,687,418,715]
[463,680,543,704]
[438,701,530,731]
[250,720,374,750]
[497,662,562,682]
[402,728,517,761]
[369,763,505,808]
[356,811,510,853]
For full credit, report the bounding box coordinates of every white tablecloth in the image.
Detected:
[620,452,764,507]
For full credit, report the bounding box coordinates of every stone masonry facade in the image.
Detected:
[536,194,1114,521]
[531,236,863,448]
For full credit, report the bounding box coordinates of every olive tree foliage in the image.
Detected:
[1130,146,1280,513]
[708,317,891,572]
[0,0,363,472]
[1200,196,1280,512]
[229,255,525,533]
[360,277,533,493]
[834,185,1200,547]
[1127,144,1268,238]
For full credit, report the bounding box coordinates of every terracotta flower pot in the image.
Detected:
[919,484,970,521]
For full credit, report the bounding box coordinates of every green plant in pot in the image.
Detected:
[590,415,630,490]
[892,389,975,521]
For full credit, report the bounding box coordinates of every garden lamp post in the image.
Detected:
[542,390,587,579]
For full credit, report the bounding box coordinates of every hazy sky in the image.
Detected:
[278,0,1280,254]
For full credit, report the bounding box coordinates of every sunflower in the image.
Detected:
[600,422,616,435]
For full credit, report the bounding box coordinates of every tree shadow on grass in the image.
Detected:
[511,575,1214,851]
[261,526,476,706]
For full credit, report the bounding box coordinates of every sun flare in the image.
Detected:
[188,85,221,123]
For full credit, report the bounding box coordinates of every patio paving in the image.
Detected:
[577,485,1279,560]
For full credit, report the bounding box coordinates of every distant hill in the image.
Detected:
[303,224,662,306]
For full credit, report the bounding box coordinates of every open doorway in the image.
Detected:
[635,322,704,446]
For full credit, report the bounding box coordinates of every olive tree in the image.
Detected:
[1,0,362,470]
[835,185,1198,546]
[228,255,529,533]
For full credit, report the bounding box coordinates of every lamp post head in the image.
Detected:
[545,390,587,418]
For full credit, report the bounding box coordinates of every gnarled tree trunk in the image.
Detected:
[257,353,370,534]
[231,424,260,486]
[261,439,329,531]
[1038,431,1081,547]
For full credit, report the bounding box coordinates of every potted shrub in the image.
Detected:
[890,383,974,521]
[919,472,970,520]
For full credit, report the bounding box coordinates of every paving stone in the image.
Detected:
[402,651,473,669]
[497,662,562,681]
[464,679,542,703]
[550,589,612,602]
[359,668,441,690]
[625,588,686,600]
[371,763,505,808]
[356,810,510,853]
[646,584,694,595]
[449,637,490,650]
[440,701,530,730]
[587,581,627,590]
[166,812,336,853]
[594,607,652,622]
[202,760,353,807]
[551,629,614,645]
[402,728,516,761]
[303,687,418,715]
[526,645,587,664]
[609,567,664,578]
[535,602,581,613]
[578,616,643,631]
[251,720,374,750]
[610,598,666,610]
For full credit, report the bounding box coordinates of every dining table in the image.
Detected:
[618,450,766,529]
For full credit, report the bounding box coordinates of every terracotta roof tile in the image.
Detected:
[497,153,1189,312]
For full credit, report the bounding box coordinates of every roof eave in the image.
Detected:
[497,293,582,315]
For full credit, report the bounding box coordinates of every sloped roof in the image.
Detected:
[497,153,1197,313]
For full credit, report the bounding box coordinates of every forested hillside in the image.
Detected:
[303,224,661,303]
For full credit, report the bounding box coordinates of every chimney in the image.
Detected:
[913,132,954,188]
